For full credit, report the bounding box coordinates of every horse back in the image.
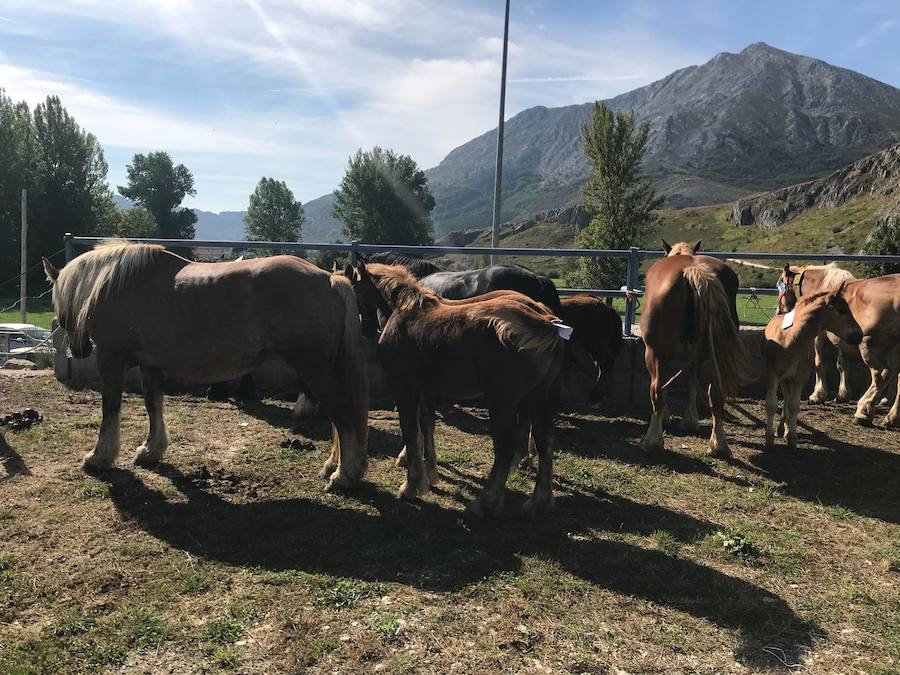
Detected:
[844,274,900,335]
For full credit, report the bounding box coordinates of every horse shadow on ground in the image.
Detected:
[0,434,31,480]
[737,419,900,524]
[102,466,819,669]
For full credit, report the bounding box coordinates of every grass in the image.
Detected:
[1,376,899,672]
[0,297,55,329]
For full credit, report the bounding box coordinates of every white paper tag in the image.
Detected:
[552,320,573,341]
[781,309,795,329]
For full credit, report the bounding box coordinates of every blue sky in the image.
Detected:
[1,0,898,213]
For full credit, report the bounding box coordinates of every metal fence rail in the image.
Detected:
[65,234,900,336]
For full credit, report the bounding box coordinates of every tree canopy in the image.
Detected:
[244,177,305,243]
[332,147,435,245]
[118,151,197,239]
[565,102,663,289]
[0,91,115,281]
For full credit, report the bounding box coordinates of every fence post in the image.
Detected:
[64,233,74,264]
[350,240,359,266]
[624,246,640,337]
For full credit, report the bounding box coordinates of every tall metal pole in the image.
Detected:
[490,0,510,266]
[20,189,27,324]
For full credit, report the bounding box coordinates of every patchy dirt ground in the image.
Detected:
[1,375,898,674]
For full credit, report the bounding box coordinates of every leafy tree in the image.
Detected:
[244,177,305,243]
[0,92,114,281]
[860,216,900,277]
[565,102,663,289]
[118,151,197,239]
[332,147,435,245]
[118,207,159,238]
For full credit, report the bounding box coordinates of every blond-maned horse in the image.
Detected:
[796,263,858,403]
[640,241,751,456]
[837,273,900,425]
[764,287,862,449]
[348,261,567,518]
[43,240,369,491]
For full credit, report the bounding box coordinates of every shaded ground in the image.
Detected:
[1,376,898,673]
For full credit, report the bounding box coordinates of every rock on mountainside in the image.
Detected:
[727,142,900,230]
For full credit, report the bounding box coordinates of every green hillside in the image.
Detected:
[445,191,886,290]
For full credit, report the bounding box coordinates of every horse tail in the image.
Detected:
[330,274,369,457]
[683,264,751,398]
[470,303,560,353]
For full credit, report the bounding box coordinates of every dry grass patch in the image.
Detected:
[1,377,898,672]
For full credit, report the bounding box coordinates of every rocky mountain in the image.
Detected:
[727,142,900,229]
[303,42,900,241]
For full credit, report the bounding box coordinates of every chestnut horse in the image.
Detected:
[764,287,862,450]
[348,261,567,517]
[836,274,900,426]
[640,241,751,456]
[43,240,368,491]
[796,263,858,403]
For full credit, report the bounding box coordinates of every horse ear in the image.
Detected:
[661,239,672,254]
[42,257,59,283]
[693,240,702,253]
[837,280,848,295]
[357,260,370,280]
[343,264,355,281]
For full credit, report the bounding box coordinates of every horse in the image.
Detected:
[557,294,623,402]
[42,239,369,491]
[764,286,862,450]
[420,264,562,312]
[347,261,567,517]
[796,263,859,403]
[834,273,900,426]
[640,240,751,456]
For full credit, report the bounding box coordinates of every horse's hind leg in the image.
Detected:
[466,404,517,518]
[134,366,169,467]
[882,366,900,428]
[397,395,429,499]
[764,374,779,449]
[641,349,665,452]
[421,405,439,487]
[681,364,700,432]
[808,334,832,404]
[854,362,889,424]
[835,346,852,402]
[522,403,555,516]
[83,350,126,471]
[707,382,731,458]
[784,380,802,450]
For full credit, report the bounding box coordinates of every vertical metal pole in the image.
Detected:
[489,0,510,266]
[350,240,359,266]
[624,246,639,337]
[20,189,27,323]
[64,233,74,264]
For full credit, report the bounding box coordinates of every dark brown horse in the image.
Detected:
[640,241,750,456]
[43,240,369,491]
[348,261,567,517]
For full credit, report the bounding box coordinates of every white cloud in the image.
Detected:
[1,0,706,209]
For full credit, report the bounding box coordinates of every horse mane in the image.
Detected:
[464,302,559,353]
[54,239,165,336]
[667,242,696,257]
[795,290,832,308]
[804,263,855,289]
[366,263,441,311]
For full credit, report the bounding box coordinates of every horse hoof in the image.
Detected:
[133,449,161,467]
[82,452,112,472]
[464,499,487,519]
[707,443,731,459]
[853,414,872,427]
[764,436,774,450]
[398,476,429,500]
[640,438,664,453]
[881,416,900,428]
[522,495,554,517]
[324,470,353,493]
